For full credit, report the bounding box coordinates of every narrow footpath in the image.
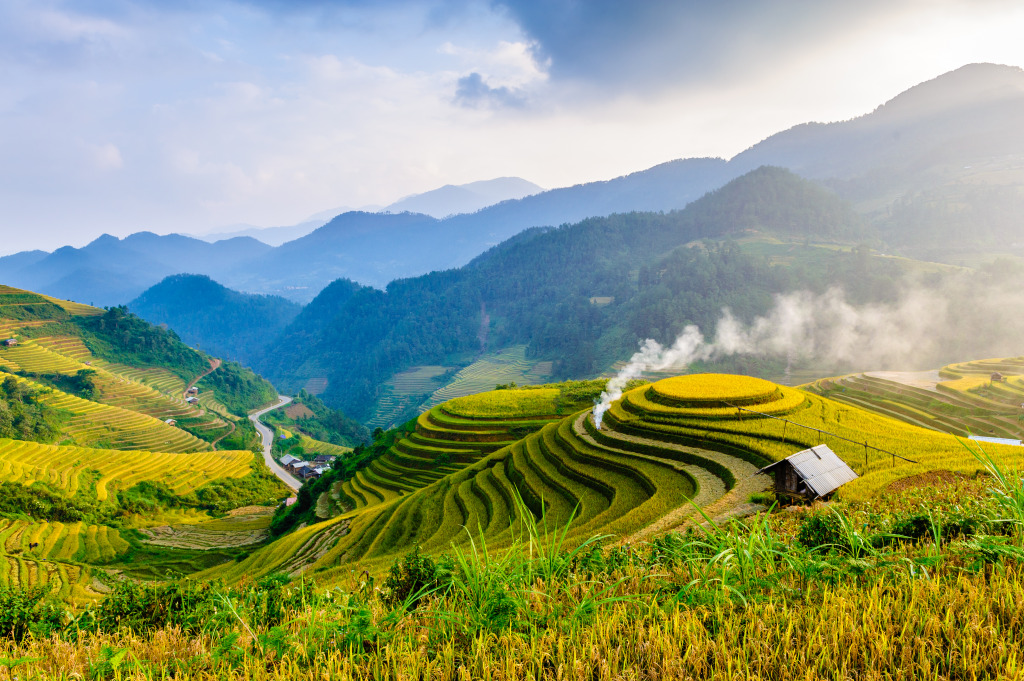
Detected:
[249,395,301,492]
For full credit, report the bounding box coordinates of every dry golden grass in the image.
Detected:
[2,566,1022,680]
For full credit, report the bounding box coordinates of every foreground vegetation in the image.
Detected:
[0,287,294,603]
[2,450,1024,679]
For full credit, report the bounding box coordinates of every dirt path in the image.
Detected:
[184,357,221,398]
[182,358,237,447]
[210,419,236,447]
[572,412,769,542]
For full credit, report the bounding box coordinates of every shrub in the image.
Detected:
[0,584,64,641]
[796,512,845,550]
[95,581,223,634]
[381,547,452,609]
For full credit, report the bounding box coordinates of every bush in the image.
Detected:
[382,547,452,609]
[94,581,223,634]
[796,512,845,550]
[890,511,985,543]
[0,584,64,641]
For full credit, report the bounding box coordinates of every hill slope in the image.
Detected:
[129,274,301,367]
[383,176,544,217]
[256,166,875,419]
[5,64,1024,305]
[204,371,1024,585]
[0,285,292,601]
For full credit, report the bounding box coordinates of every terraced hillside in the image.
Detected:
[605,374,1024,501]
[0,284,293,602]
[0,517,131,603]
[1,371,213,452]
[418,346,554,411]
[207,372,1024,585]
[0,337,228,449]
[804,357,1024,441]
[322,388,569,518]
[297,435,352,458]
[1,336,232,444]
[205,378,772,582]
[0,437,254,501]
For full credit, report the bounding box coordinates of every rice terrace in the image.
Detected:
[1,276,1024,678]
[6,13,1024,678]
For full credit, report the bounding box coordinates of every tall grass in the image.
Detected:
[5,470,1024,679]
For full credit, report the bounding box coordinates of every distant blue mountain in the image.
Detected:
[4,63,1024,306]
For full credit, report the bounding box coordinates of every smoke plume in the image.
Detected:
[593,281,1024,428]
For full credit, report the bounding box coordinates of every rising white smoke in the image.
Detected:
[593,286,953,428]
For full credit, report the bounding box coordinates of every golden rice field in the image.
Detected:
[1,371,211,453]
[208,371,1024,588]
[30,335,93,361]
[804,359,1024,440]
[96,362,189,399]
[23,335,233,439]
[0,339,89,374]
[0,518,126,603]
[205,381,769,583]
[627,381,806,419]
[0,437,253,501]
[0,318,49,338]
[196,390,239,421]
[37,294,102,317]
[444,387,561,419]
[297,434,352,457]
[606,377,1024,502]
[649,372,781,406]
[0,517,129,565]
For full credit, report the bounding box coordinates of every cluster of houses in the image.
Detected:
[279,453,337,480]
[185,386,200,404]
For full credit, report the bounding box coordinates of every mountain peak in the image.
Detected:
[872,63,1024,119]
[384,177,544,218]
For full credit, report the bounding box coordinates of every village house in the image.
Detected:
[187,386,199,395]
[186,396,199,404]
[756,444,858,502]
[286,460,309,476]
[279,454,300,467]
[991,372,1006,382]
[313,454,337,465]
[2,338,16,347]
[164,418,177,426]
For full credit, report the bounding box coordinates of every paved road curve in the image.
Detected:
[249,395,302,492]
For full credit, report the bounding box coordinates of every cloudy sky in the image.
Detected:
[2,0,1024,254]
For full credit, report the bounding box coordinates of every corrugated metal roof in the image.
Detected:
[758,444,858,498]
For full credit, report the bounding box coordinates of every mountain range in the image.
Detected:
[3,63,1023,308]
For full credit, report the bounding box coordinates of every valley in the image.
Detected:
[4,61,1024,679]
[2,286,1024,677]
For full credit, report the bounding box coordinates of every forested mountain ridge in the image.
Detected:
[253,167,879,420]
[6,64,1024,307]
[129,275,301,367]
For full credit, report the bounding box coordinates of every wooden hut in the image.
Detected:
[756,444,857,502]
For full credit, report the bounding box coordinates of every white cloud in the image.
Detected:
[92,143,124,171]
[1,0,1024,256]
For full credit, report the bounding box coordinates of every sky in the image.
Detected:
[2,0,1024,254]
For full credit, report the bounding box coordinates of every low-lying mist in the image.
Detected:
[594,267,1024,426]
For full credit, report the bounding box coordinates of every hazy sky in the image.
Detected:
[3,0,1024,254]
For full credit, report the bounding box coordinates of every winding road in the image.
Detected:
[249,395,301,492]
